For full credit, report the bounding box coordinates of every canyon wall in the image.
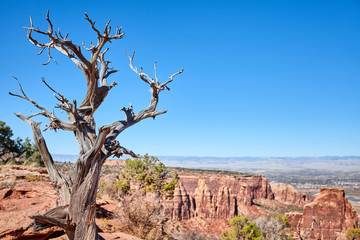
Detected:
[271,183,315,206]
[165,173,277,220]
[286,188,359,240]
[166,174,359,240]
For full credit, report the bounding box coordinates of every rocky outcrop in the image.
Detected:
[287,188,359,240]
[0,180,64,239]
[165,173,275,220]
[164,180,194,220]
[215,185,235,219]
[193,178,216,218]
[271,183,314,206]
[0,166,141,240]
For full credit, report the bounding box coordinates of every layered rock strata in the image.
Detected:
[0,180,64,239]
[165,173,275,220]
[287,188,359,240]
[271,183,314,206]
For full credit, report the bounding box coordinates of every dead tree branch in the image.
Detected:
[14,113,71,205]
[23,11,123,117]
[126,51,183,121]
[9,76,76,132]
[101,52,183,157]
[24,10,90,70]
[295,217,316,240]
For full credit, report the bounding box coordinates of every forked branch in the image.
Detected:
[102,52,182,157]
[42,78,78,119]
[24,11,123,114]
[296,217,316,240]
[126,51,183,121]
[24,10,90,70]
[102,139,138,160]
[9,76,76,132]
[84,12,124,67]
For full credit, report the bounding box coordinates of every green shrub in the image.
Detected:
[222,216,264,240]
[97,155,179,239]
[347,228,360,240]
[114,179,130,194]
[120,154,178,198]
[22,138,44,167]
[0,121,23,156]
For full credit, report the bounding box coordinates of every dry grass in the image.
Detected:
[24,174,49,182]
[114,192,167,239]
[0,176,16,190]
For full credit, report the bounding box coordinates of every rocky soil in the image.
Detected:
[0,165,139,240]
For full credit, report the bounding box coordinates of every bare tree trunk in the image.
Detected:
[10,11,182,240]
[21,119,110,239]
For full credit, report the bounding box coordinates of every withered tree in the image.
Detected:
[9,11,182,240]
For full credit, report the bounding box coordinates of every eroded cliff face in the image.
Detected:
[271,183,315,206]
[286,188,359,240]
[165,173,275,220]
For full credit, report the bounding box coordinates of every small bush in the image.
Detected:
[347,228,360,240]
[98,155,179,239]
[120,154,179,198]
[115,191,167,239]
[222,216,263,240]
[254,215,293,240]
[114,178,130,194]
[23,149,44,167]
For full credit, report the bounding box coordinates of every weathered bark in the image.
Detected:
[10,11,182,240]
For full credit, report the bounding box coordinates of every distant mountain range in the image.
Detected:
[52,154,360,172]
[159,156,360,173]
[52,154,79,163]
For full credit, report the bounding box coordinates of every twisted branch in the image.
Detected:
[23,11,123,116]
[24,10,90,71]
[296,217,315,240]
[101,52,183,158]
[9,76,76,132]
[126,51,183,120]
[14,113,71,204]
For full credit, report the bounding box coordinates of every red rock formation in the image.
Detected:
[104,159,125,167]
[194,179,215,218]
[287,188,359,240]
[215,185,235,219]
[271,183,314,206]
[165,173,275,220]
[164,180,194,220]
[0,181,64,239]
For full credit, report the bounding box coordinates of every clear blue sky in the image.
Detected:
[1,0,359,157]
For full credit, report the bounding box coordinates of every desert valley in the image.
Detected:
[0,157,359,240]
